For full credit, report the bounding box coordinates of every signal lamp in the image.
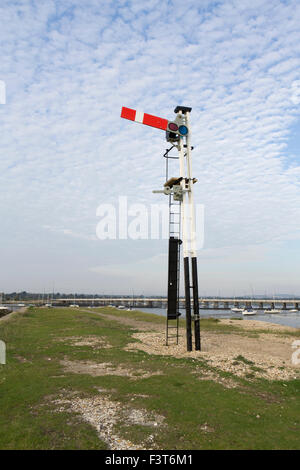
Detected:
[168,122,179,132]
[166,120,189,142]
[178,125,188,136]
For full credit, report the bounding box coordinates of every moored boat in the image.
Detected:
[264,309,281,314]
[242,309,257,316]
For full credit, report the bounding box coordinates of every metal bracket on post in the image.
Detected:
[152,187,172,195]
[152,185,188,202]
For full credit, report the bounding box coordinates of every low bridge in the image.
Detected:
[8,298,300,310]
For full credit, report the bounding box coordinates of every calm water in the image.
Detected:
[137,307,300,329]
[2,304,25,312]
[4,305,300,329]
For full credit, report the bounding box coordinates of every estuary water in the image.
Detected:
[137,307,300,329]
[4,304,300,329]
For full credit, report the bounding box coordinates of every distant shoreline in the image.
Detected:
[137,307,300,329]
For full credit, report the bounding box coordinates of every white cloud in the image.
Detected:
[43,225,97,241]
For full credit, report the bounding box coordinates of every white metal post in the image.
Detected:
[185,111,197,258]
[185,111,201,350]
[175,109,201,351]
[178,115,188,259]
[175,110,193,351]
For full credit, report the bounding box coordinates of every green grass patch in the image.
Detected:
[233,355,255,366]
[93,307,246,335]
[0,307,299,450]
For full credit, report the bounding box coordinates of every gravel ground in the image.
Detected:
[60,358,163,379]
[53,391,164,450]
[221,318,298,332]
[56,335,112,348]
[90,309,300,381]
[126,329,300,381]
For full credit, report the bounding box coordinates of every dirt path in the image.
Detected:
[84,310,164,331]
[0,307,27,323]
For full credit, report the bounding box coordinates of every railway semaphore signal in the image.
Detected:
[121,105,201,351]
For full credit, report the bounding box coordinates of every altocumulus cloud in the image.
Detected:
[0,0,299,293]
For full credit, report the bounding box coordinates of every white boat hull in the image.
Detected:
[242,310,257,316]
[264,310,281,314]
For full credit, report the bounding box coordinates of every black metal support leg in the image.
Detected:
[167,237,180,320]
[192,257,201,351]
[184,256,192,351]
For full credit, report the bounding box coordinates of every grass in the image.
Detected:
[0,307,299,450]
[95,307,246,335]
[233,355,255,366]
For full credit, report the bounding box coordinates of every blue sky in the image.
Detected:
[0,0,300,296]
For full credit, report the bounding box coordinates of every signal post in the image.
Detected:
[121,105,201,351]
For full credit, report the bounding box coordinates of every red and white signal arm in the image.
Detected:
[121,106,168,131]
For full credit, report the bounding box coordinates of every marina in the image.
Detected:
[137,307,300,329]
